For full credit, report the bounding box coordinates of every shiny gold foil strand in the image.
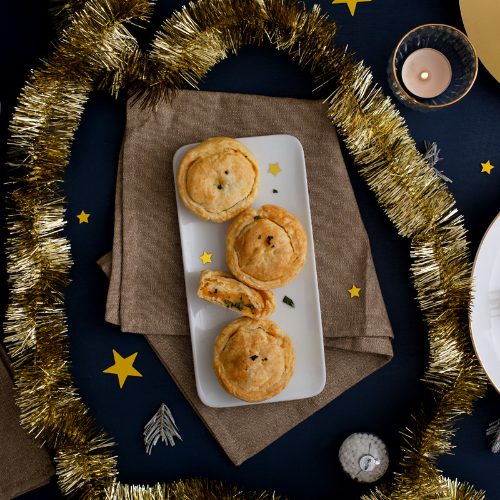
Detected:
[135,0,341,105]
[5,76,89,380]
[363,478,486,500]
[322,37,487,499]
[130,0,265,105]
[6,0,154,396]
[48,0,154,97]
[5,1,154,498]
[5,75,118,498]
[105,478,287,499]
[4,81,114,498]
[3,2,488,498]
[327,67,455,237]
[54,431,117,499]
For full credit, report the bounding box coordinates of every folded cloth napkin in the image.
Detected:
[0,346,55,500]
[98,90,394,465]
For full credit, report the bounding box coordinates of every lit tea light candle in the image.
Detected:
[401,48,452,98]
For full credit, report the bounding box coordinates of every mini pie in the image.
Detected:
[176,137,260,222]
[226,204,307,289]
[213,317,295,402]
[197,269,276,319]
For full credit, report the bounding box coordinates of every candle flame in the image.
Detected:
[420,72,429,80]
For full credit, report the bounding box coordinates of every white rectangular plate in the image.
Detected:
[173,135,326,407]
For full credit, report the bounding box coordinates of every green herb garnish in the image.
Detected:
[262,358,268,362]
[273,189,278,193]
[254,215,261,220]
[283,296,295,308]
[217,184,222,189]
[250,355,258,361]
[266,235,274,245]
[258,235,261,239]
[223,298,255,312]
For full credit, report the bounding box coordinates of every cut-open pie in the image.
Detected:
[197,269,276,318]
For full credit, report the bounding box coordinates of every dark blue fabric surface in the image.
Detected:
[2,0,500,499]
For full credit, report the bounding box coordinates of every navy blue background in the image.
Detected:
[1,0,500,499]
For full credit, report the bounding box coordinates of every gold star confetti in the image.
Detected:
[348,285,361,298]
[76,210,90,223]
[332,0,371,16]
[481,160,494,174]
[200,251,212,265]
[103,350,142,388]
[268,163,282,176]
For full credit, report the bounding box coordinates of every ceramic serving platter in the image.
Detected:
[173,134,326,407]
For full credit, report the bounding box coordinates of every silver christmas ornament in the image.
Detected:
[339,432,389,482]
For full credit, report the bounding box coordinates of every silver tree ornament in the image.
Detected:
[144,404,182,454]
[487,418,500,453]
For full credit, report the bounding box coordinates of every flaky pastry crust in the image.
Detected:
[176,137,260,222]
[197,269,276,319]
[213,317,295,402]
[226,205,307,289]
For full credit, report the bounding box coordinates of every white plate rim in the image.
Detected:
[470,210,500,392]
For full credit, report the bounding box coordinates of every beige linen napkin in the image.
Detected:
[98,90,393,465]
[0,346,55,500]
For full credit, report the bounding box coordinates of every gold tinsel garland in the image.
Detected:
[4,0,488,499]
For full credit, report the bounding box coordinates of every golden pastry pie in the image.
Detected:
[197,270,276,319]
[176,137,260,222]
[213,317,295,402]
[226,204,307,289]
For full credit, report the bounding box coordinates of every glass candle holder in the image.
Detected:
[387,24,478,111]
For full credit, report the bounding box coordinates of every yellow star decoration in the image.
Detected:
[103,350,142,388]
[481,160,494,174]
[348,285,361,298]
[268,163,282,176]
[200,251,212,265]
[332,0,371,16]
[76,210,90,224]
